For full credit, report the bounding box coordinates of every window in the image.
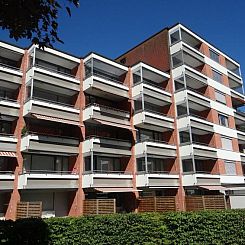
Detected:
[215,91,226,104]
[179,131,190,144]
[170,30,180,45]
[172,51,183,68]
[212,69,223,83]
[224,161,236,175]
[221,137,233,151]
[182,159,194,173]
[219,114,229,127]
[209,49,220,63]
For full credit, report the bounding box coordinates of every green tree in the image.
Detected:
[0,0,79,47]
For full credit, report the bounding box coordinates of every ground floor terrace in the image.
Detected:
[1,185,245,220]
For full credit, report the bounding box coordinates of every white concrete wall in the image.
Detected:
[230,196,245,209]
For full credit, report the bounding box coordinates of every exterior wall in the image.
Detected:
[0,23,245,219]
[116,29,170,72]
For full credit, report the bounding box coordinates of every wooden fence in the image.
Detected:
[185,195,227,211]
[138,196,177,212]
[16,201,42,219]
[83,199,116,215]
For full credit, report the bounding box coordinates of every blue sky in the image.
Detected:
[0,0,245,77]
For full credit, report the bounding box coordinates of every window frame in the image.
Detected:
[209,48,220,63]
[212,68,223,83]
[218,113,229,127]
[215,90,226,105]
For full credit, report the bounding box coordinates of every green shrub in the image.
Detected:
[1,210,245,245]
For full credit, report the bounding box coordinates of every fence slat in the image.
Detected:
[16,201,42,219]
[138,196,177,212]
[185,195,227,211]
[83,199,116,215]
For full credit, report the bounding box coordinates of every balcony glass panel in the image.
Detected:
[85,58,126,84]
[137,129,164,143]
[25,79,77,107]
[209,49,219,63]
[0,47,22,70]
[212,69,223,83]
[137,157,173,173]
[182,159,194,173]
[170,30,180,45]
[224,161,236,175]
[23,154,70,174]
[85,156,127,173]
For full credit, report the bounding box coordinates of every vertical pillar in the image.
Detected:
[5,50,29,220]
[68,59,85,217]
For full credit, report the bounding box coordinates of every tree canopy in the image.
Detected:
[0,0,79,47]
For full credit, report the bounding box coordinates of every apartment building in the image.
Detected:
[0,23,244,219]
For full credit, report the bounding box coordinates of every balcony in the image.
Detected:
[21,134,79,155]
[0,97,20,117]
[228,71,243,90]
[136,172,179,188]
[83,53,129,100]
[234,112,245,140]
[28,46,80,83]
[83,103,131,130]
[182,173,221,186]
[18,171,79,189]
[83,136,131,157]
[132,62,171,105]
[135,140,176,158]
[226,58,242,79]
[180,143,218,160]
[171,43,205,71]
[175,89,211,110]
[0,134,18,153]
[0,171,15,190]
[133,110,174,132]
[82,171,133,189]
[173,65,208,91]
[26,67,80,92]
[177,114,214,133]
[23,98,80,126]
[0,44,24,76]
[132,81,171,106]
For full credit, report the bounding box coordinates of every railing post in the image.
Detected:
[96,199,99,215]
[202,196,206,210]
[113,199,116,214]
[154,196,157,212]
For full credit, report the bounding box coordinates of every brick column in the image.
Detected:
[5,51,29,220]
[127,68,139,212]
[68,59,85,216]
[170,73,185,211]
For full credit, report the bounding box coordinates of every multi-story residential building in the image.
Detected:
[0,23,244,219]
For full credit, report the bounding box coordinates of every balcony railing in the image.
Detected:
[0,171,15,175]
[137,138,174,146]
[33,63,76,78]
[137,170,178,175]
[86,68,123,84]
[133,80,168,91]
[23,131,79,146]
[180,141,216,148]
[83,170,132,175]
[0,62,21,72]
[135,108,173,118]
[0,96,19,104]
[23,170,78,175]
[29,96,75,109]
[84,103,129,115]
[86,135,130,143]
[183,171,219,175]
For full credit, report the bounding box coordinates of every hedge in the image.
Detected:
[1,210,245,244]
